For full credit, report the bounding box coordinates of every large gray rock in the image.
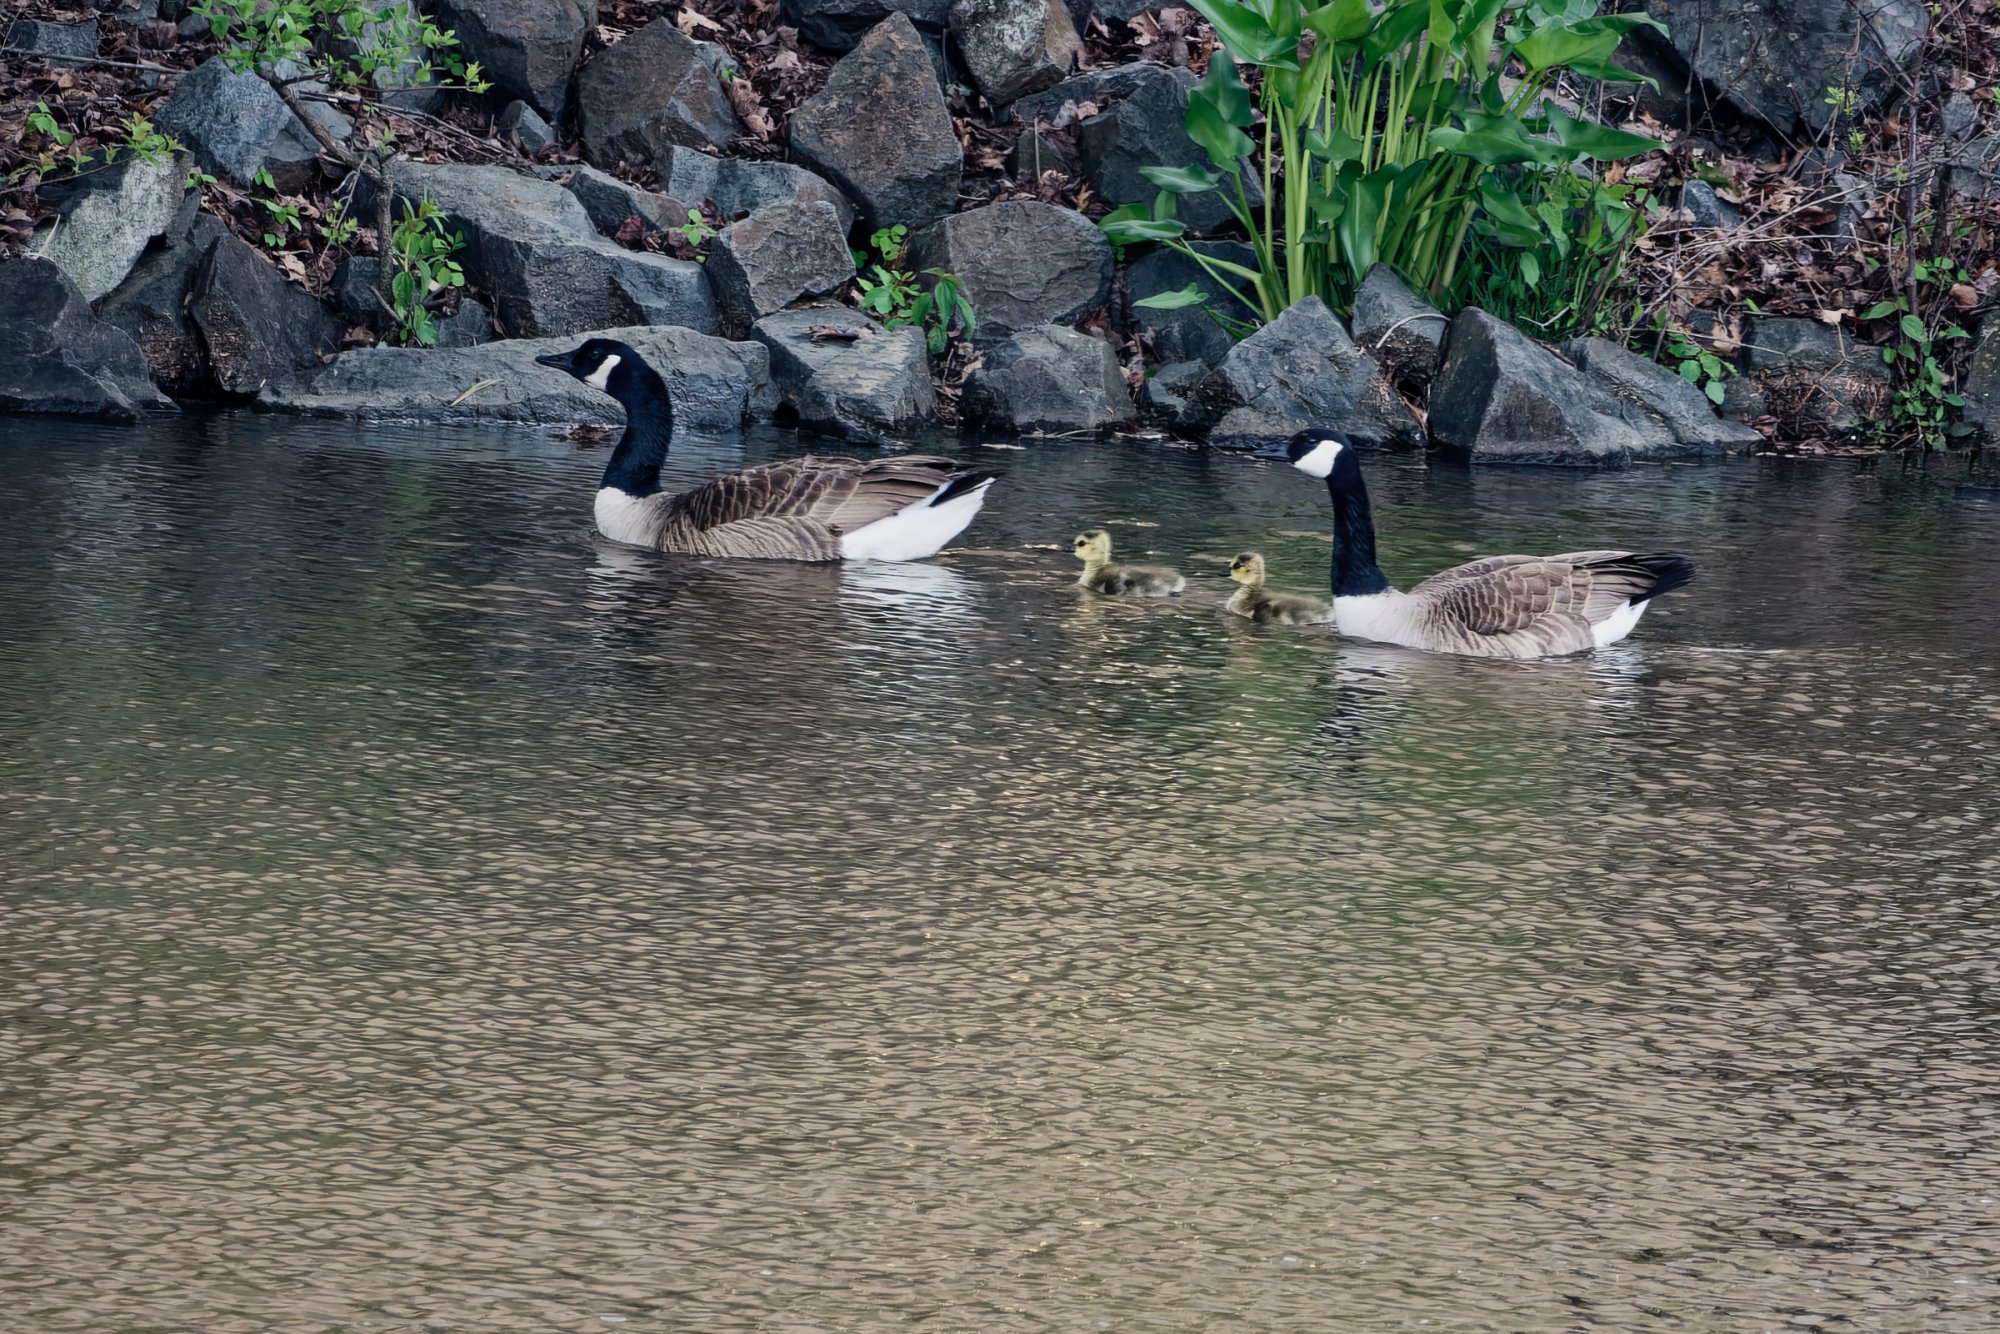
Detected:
[1963,320,2000,443]
[96,210,229,397]
[750,307,936,442]
[1620,0,1925,138]
[435,0,595,120]
[381,161,716,337]
[1015,61,1173,122]
[1561,336,1763,454]
[1349,263,1447,391]
[562,165,690,236]
[962,324,1133,434]
[1069,62,1249,234]
[0,257,176,420]
[7,19,98,63]
[1723,315,1891,439]
[1430,309,1724,464]
[779,0,951,51]
[949,0,1079,106]
[157,57,352,191]
[1198,297,1422,452]
[789,13,963,231]
[576,20,741,173]
[260,325,772,429]
[1138,358,1206,430]
[189,230,340,394]
[34,154,190,301]
[660,148,856,232]
[1006,125,1073,180]
[1124,239,1255,367]
[706,201,856,339]
[908,201,1110,341]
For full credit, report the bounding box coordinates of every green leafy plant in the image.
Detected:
[1458,164,1649,339]
[1863,256,1972,448]
[386,194,466,347]
[907,269,976,353]
[1103,0,1664,326]
[849,224,977,352]
[14,103,190,184]
[1650,317,1733,406]
[193,0,489,315]
[678,213,717,250]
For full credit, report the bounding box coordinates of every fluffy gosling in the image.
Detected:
[1226,552,1333,625]
[1072,529,1186,597]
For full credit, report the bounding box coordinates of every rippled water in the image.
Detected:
[2,415,1998,1332]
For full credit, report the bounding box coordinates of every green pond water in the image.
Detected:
[2,415,1997,1331]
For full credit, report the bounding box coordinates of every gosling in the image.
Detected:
[1072,529,1186,597]
[1226,552,1333,625]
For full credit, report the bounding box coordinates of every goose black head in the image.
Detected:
[534,338,647,396]
[1259,428,1355,479]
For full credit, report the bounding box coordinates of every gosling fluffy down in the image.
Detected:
[1072,529,1186,597]
[1226,552,1333,625]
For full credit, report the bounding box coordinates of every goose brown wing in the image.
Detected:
[661,455,959,534]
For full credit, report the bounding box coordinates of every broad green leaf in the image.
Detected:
[1100,215,1190,244]
[1134,283,1212,311]
[1301,124,1366,166]
[1139,164,1223,194]
[1704,380,1725,404]
[1520,250,1541,286]
[1303,0,1371,43]
[1542,104,1659,160]
[1899,313,1926,341]
[1860,299,1900,319]
[1185,52,1256,168]
[1185,0,1298,65]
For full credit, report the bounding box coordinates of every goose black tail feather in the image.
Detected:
[1628,553,1696,603]
[930,470,999,506]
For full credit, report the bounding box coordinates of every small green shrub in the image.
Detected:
[1864,256,1972,449]
[851,225,976,354]
[387,195,466,347]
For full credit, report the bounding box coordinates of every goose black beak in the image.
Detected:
[533,350,575,371]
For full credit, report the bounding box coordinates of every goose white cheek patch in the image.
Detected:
[584,354,622,391]
[1294,437,1342,478]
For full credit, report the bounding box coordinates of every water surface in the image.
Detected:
[2,416,1998,1331]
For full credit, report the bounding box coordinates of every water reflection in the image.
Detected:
[1,418,1998,1331]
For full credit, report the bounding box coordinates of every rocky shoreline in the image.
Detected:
[4,0,1998,461]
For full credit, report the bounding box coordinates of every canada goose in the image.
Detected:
[1071,529,1186,596]
[1259,430,1694,658]
[1225,552,1333,625]
[535,338,996,561]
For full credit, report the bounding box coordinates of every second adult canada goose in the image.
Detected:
[1226,552,1333,625]
[1072,529,1186,596]
[535,338,996,561]
[1260,429,1695,658]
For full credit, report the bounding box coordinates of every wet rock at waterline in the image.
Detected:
[706,201,857,339]
[157,57,353,193]
[657,148,857,235]
[961,324,1134,435]
[1618,0,1924,140]
[96,212,230,397]
[908,201,1111,342]
[560,166,690,237]
[375,162,716,337]
[189,231,341,395]
[789,13,964,231]
[497,100,558,155]
[260,325,773,429]
[1430,308,1740,464]
[1124,240,1257,368]
[435,0,595,121]
[0,258,176,420]
[1199,298,1423,453]
[1560,336,1763,454]
[948,0,1080,107]
[1349,264,1448,392]
[576,20,742,172]
[779,0,952,52]
[1720,315,1891,439]
[33,154,190,302]
[750,308,935,443]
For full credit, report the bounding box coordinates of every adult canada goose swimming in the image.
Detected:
[1071,529,1186,596]
[1260,429,1694,658]
[536,338,996,561]
[1225,552,1333,625]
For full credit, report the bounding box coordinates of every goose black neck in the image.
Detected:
[600,363,674,497]
[1327,465,1390,597]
